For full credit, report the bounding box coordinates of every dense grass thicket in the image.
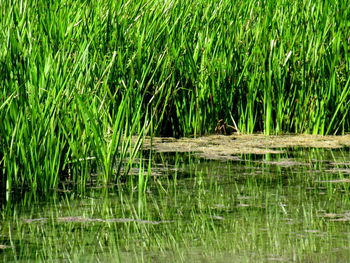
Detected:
[1,0,350,191]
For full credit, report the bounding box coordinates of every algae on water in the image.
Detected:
[142,134,350,160]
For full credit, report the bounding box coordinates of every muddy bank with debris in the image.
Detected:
[142,134,350,160]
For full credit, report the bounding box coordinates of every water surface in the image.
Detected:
[1,147,350,262]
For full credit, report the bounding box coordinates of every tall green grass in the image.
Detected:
[1,0,349,192]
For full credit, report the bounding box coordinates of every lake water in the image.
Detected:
[1,146,350,262]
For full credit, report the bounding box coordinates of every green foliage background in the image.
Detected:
[1,0,349,190]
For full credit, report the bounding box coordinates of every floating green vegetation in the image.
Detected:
[1,0,350,191]
[143,134,350,159]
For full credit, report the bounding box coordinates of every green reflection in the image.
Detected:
[1,148,350,262]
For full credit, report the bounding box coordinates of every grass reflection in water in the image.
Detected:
[1,148,350,263]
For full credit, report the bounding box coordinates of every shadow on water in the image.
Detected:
[1,146,350,262]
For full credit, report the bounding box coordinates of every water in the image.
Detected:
[1,148,350,262]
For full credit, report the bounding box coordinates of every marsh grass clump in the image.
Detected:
[1,0,350,191]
